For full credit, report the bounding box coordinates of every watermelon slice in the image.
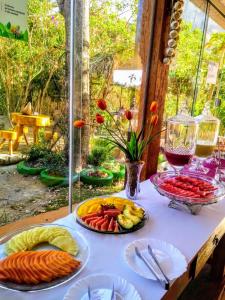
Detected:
[108,217,115,231]
[114,221,119,233]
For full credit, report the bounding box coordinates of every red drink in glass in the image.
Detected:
[165,151,192,166]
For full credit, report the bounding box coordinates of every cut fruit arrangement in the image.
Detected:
[159,175,217,202]
[76,197,146,233]
[0,250,80,285]
[5,226,79,256]
[0,226,81,287]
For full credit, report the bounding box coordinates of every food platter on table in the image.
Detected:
[75,196,149,234]
[0,223,89,292]
[152,171,225,214]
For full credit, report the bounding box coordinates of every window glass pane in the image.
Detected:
[73,0,144,201]
[0,0,69,226]
[0,0,144,227]
[194,4,225,134]
[165,0,208,118]
[165,0,225,125]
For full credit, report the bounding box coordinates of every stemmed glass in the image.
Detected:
[214,136,225,182]
[164,110,198,174]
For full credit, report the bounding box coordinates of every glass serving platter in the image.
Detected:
[0,223,90,292]
[152,171,225,214]
[75,196,149,234]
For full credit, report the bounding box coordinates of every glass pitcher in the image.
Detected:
[164,107,198,173]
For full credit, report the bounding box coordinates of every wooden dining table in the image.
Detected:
[11,113,51,150]
[0,180,224,300]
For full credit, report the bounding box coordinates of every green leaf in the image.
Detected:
[137,140,145,159]
[101,137,131,159]
[6,22,11,29]
[23,30,29,42]
[127,132,137,160]
[137,127,144,142]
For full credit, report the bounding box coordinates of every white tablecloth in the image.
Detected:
[1,180,225,300]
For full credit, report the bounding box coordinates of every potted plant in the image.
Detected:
[80,147,113,186]
[40,151,79,187]
[17,144,49,175]
[74,99,161,199]
[102,160,125,181]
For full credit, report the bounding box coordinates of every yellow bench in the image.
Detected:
[0,130,17,155]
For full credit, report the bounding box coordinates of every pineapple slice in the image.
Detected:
[5,226,78,256]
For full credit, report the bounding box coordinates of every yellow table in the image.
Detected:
[11,113,51,150]
[0,130,17,155]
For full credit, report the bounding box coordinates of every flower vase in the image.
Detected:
[125,161,144,200]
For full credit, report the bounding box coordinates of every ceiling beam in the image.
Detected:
[191,0,225,29]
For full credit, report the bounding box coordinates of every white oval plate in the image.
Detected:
[0,224,90,292]
[64,273,141,300]
[124,238,187,281]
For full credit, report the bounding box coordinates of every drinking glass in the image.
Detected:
[164,111,198,174]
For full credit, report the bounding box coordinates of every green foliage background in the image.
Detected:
[166,21,225,133]
[0,0,224,133]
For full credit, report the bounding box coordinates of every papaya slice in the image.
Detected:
[0,250,80,285]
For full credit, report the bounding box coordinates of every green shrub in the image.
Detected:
[42,151,67,176]
[27,144,49,163]
[26,130,67,175]
[87,147,107,166]
[26,130,50,164]
[90,136,114,161]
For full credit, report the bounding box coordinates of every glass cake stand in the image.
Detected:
[152,171,225,215]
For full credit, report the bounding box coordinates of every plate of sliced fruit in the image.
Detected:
[152,172,225,214]
[75,196,148,234]
[0,224,89,291]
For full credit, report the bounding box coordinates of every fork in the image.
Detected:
[88,284,114,300]
[110,283,115,300]
[135,246,169,290]
[88,285,91,300]
[147,244,170,287]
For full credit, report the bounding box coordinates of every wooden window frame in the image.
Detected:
[138,0,171,179]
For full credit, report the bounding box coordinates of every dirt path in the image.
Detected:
[0,164,64,225]
[0,165,123,226]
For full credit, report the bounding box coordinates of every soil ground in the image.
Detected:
[0,164,123,226]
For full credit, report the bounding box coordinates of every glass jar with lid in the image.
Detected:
[195,102,220,158]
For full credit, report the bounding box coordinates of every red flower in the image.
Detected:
[74,120,85,128]
[150,115,158,127]
[125,110,133,120]
[96,113,104,124]
[150,101,158,113]
[97,99,107,110]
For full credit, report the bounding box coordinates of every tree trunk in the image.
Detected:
[56,0,90,170]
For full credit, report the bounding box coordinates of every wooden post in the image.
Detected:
[9,140,13,155]
[139,0,171,179]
